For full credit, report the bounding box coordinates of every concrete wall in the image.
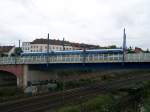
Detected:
[27,70,58,83]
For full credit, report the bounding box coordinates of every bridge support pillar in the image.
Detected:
[16,65,28,89]
[23,65,28,88]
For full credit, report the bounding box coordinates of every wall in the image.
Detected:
[0,64,28,88]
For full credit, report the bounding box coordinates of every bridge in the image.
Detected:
[0,51,150,89]
[2,28,150,90]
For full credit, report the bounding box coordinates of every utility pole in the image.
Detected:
[83,44,86,65]
[63,37,65,51]
[123,28,127,63]
[83,46,86,62]
[47,33,50,54]
[47,33,50,66]
[19,40,21,48]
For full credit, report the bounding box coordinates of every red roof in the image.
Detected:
[31,38,100,49]
[31,39,71,46]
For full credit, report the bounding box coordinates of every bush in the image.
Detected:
[84,95,118,112]
[57,94,120,112]
[0,87,23,97]
[57,106,80,112]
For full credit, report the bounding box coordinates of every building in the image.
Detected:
[134,47,143,53]
[22,42,30,52]
[22,39,81,53]
[22,38,102,53]
[0,46,15,56]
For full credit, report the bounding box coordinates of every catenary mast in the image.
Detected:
[123,28,127,62]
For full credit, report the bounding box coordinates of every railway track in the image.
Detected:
[0,73,150,112]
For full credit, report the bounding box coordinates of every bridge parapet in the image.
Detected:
[0,53,149,65]
[126,53,150,62]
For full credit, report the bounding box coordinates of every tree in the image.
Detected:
[146,48,149,53]
[108,45,117,49]
[14,47,23,56]
[127,46,135,53]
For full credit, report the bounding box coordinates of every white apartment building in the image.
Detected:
[22,39,80,53]
[22,42,31,52]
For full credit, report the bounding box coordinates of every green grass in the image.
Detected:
[56,94,119,112]
[57,106,80,112]
[56,81,150,112]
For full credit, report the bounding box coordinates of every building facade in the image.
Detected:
[0,46,15,56]
[22,39,81,53]
[22,42,30,52]
[22,38,102,53]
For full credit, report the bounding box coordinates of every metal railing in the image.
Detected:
[126,53,150,62]
[0,53,149,65]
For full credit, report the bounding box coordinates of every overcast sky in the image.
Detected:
[0,0,150,49]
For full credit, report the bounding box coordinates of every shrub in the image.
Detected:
[57,106,80,112]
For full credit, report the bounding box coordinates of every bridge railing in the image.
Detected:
[0,53,149,64]
[126,53,150,62]
[0,53,123,64]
